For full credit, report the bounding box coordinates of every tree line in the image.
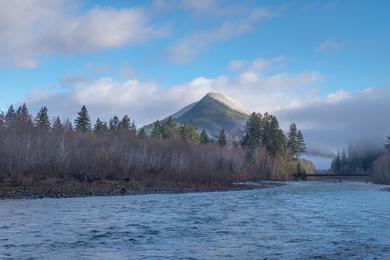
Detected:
[371,133,390,184]
[242,112,305,159]
[0,103,308,187]
[149,112,306,159]
[330,140,382,175]
[329,134,390,184]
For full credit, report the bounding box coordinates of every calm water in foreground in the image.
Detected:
[0,181,389,259]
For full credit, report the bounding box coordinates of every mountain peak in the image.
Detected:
[201,92,249,115]
[144,92,250,137]
[204,92,224,98]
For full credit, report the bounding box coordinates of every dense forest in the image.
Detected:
[372,135,390,184]
[329,136,390,184]
[0,104,309,197]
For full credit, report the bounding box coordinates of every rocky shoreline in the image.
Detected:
[0,179,284,200]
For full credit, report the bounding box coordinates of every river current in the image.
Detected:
[0,181,389,259]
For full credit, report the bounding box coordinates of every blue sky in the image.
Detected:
[1,0,389,106]
[0,0,390,165]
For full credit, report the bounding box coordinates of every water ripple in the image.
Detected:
[0,181,389,259]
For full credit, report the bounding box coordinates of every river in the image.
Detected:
[0,181,389,259]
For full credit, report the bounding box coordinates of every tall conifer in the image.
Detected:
[94,118,108,134]
[217,128,227,146]
[52,116,63,131]
[74,105,91,132]
[6,105,16,122]
[35,107,50,129]
[109,116,120,132]
[200,129,210,144]
[297,130,306,154]
[119,115,131,130]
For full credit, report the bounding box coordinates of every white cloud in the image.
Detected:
[166,7,276,64]
[0,0,167,68]
[23,56,390,165]
[60,74,88,87]
[315,39,343,53]
[326,89,350,103]
[258,71,322,89]
[229,56,286,72]
[277,88,390,157]
[28,71,390,168]
[228,60,247,71]
[25,57,322,126]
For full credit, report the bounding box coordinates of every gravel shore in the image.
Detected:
[0,179,284,200]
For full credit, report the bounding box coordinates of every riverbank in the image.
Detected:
[0,178,283,200]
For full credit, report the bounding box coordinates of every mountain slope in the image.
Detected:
[174,92,249,137]
[144,92,250,137]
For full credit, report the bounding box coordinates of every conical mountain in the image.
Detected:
[147,92,249,137]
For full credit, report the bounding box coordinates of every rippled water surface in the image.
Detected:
[1,181,389,259]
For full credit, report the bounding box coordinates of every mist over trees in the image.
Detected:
[329,139,384,177]
[371,133,390,184]
[385,134,390,150]
[0,104,308,189]
[330,141,382,176]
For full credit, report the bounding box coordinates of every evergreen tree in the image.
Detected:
[242,112,262,148]
[12,103,33,131]
[338,149,348,174]
[242,113,263,161]
[385,134,390,150]
[151,120,162,138]
[331,151,342,173]
[52,116,63,131]
[0,111,5,128]
[332,141,382,175]
[287,123,306,159]
[199,129,210,144]
[287,123,298,157]
[109,116,120,132]
[94,118,108,135]
[297,130,306,154]
[64,119,73,131]
[217,128,227,146]
[35,107,50,129]
[74,105,91,133]
[242,112,287,158]
[341,149,348,164]
[5,105,16,122]
[161,117,177,139]
[16,103,32,124]
[179,122,199,143]
[119,115,131,131]
[130,121,137,134]
[262,114,285,155]
[138,128,146,138]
